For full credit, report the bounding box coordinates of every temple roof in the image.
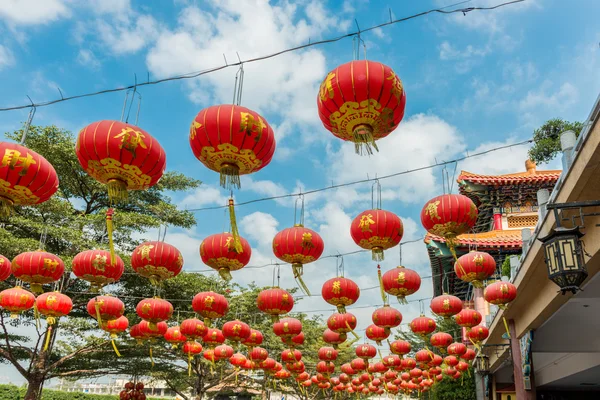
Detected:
[457,160,561,187]
[425,229,526,249]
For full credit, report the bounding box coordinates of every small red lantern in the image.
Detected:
[457,361,470,373]
[260,358,276,371]
[289,332,305,347]
[447,342,467,357]
[249,347,269,362]
[222,320,251,343]
[72,249,124,291]
[12,251,64,293]
[0,142,59,217]
[323,329,347,347]
[484,281,517,307]
[35,292,72,324]
[102,315,128,338]
[203,349,217,362]
[420,194,478,241]
[389,339,411,357]
[401,357,416,370]
[256,287,293,321]
[0,255,10,281]
[372,305,402,334]
[200,233,251,281]
[365,324,389,345]
[318,346,338,361]
[243,329,264,348]
[415,349,434,365]
[230,353,247,368]
[132,241,183,285]
[272,225,324,294]
[356,344,377,360]
[214,344,234,360]
[410,316,436,337]
[203,328,225,348]
[136,298,173,329]
[282,349,302,363]
[0,286,35,318]
[87,295,125,322]
[468,325,489,344]
[316,361,335,375]
[273,317,302,343]
[455,251,496,288]
[444,355,459,367]
[164,326,187,348]
[317,60,406,154]
[180,318,207,340]
[351,358,367,372]
[350,209,403,261]
[382,266,421,304]
[192,291,229,326]
[322,276,360,313]
[183,341,203,362]
[327,313,357,334]
[461,348,476,362]
[430,332,453,350]
[341,363,356,375]
[453,308,482,328]
[383,354,401,369]
[129,324,147,343]
[138,320,168,338]
[339,373,351,383]
[274,369,292,380]
[430,294,463,318]
[189,104,276,189]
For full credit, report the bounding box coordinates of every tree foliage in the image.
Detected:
[528,118,584,164]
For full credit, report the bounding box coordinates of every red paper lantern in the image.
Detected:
[389,339,411,357]
[444,355,459,367]
[12,250,64,293]
[72,249,124,291]
[222,320,251,343]
[415,349,434,365]
[0,286,35,318]
[484,281,517,307]
[401,358,416,371]
[316,361,335,375]
[0,142,59,217]
[272,225,324,294]
[365,324,389,345]
[468,325,489,344]
[274,369,291,380]
[372,305,402,334]
[430,294,463,318]
[243,329,264,348]
[203,328,225,348]
[87,296,125,322]
[35,292,72,324]
[317,60,406,154]
[457,361,470,373]
[461,348,476,362]
[260,358,276,371]
[410,316,436,337]
[76,120,166,202]
[0,255,12,281]
[289,332,305,347]
[350,209,403,261]
[200,233,251,281]
[180,318,207,340]
[131,241,183,285]
[102,316,129,338]
[327,313,357,334]
[136,298,173,328]
[453,308,482,328]
[273,317,302,342]
[189,104,276,188]
[183,340,203,356]
[350,358,367,372]
[383,354,401,369]
[230,353,247,368]
[322,276,360,313]
[323,329,347,347]
[430,332,453,350]
[382,266,421,304]
[256,287,293,320]
[192,291,229,326]
[421,194,478,240]
[249,347,269,362]
[282,349,303,363]
[138,320,168,338]
[455,251,496,288]
[215,344,234,360]
[164,326,187,348]
[203,349,217,362]
[318,346,338,361]
[339,373,351,383]
[129,324,146,343]
[356,344,377,360]
[447,342,467,357]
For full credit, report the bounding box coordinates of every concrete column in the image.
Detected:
[560,130,577,170]
[509,319,535,400]
[537,189,550,223]
[493,213,502,230]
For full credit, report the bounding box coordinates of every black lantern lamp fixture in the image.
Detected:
[475,354,490,375]
[538,226,587,295]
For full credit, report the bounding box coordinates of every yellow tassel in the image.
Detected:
[0,197,14,219]
[292,263,311,295]
[228,199,243,254]
[235,368,239,385]
[345,321,360,340]
[352,124,378,155]
[218,268,233,281]
[149,346,154,367]
[106,208,116,265]
[94,301,103,327]
[372,247,384,261]
[502,316,511,339]
[448,240,467,277]
[34,305,41,330]
[377,264,386,303]
[107,179,128,203]
[111,339,122,357]
[220,163,241,189]
[188,354,192,376]
[43,326,52,352]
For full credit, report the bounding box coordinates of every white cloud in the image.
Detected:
[438,41,489,73]
[95,13,158,54]
[458,137,531,176]
[519,81,579,111]
[76,48,100,69]
[179,185,228,209]
[0,44,14,70]
[0,0,71,25]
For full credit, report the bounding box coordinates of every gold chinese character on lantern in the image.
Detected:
[43,258,59,273]
[1,149,36,176]
[359,214,375,232]
[386,71,404,103]
[137,244,154,262]
[332,280,341,295]
[114,127,148,154]
[396,272,406,285]
[302,232,313,249]
[319,72,335,102]
[239,112,266,141]
[425,201,441,221]
[92,254,107,272]
[204,296,214,308]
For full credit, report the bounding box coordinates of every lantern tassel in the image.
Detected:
[228,198,244,253]
[106,208,116,265]
[292,263,311,295]
[111,339,122,357]
[149,346,154,367]
[336,304,346,314]
[345,321,360,340]
[34,305,41,330]
[220,163,241,189]
[447,239,467,277]
[396,295,408,305]
[218,268,233,281]
[502,315,511,339]
[188,354,192,376]
[43,326,52,352]
[352,124,378,156]
[372,247,384,262]
[376,264,386,303]
[94,301,103,327]
[0,197,14,219]
[30,283,43,294]
[107,179,128,203]
[468,337,481,353]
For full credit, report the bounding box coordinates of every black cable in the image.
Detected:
[0,0,524,112]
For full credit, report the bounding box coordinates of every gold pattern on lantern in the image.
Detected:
[239,112,266,141]
[1,149,36,175]
[282,294,289,304]
[137,245,154,262]
[424,201,441,221]
[386,71,404,103]
[319,72,335,102]
[92,254,107,272]
[442,299,450,310]
[141,302,152,314]
[396,272,406,285]
[473,254,484,266]
[332,281,341,295]
[42,258,59,273]
[359,214,375,232]
[45,295,57,307]
[232,324,241,334]
[114,127,147,153]
[468,203,478,221]
[204,296,215,309]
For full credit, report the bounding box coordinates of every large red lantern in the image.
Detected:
[189,104,276,188]
[327,313,357,334]
[131,241,183,285]
[350,209,403,261]
[0,142,59,217]
[256,287,293,321]
[272,225,324,294]
[430,294,463,318]
[249,347,269,362]
[139,320,168,338]
[421,194,478,243]
[164,326,187,348]
[447,342,467,357]
[317,60,406,154]
[323,329,347,348]
[101,315,128,338]
[454,308,482,328]
[0,255,12,281]
[389,340,411,357]
[356,344,377,360]
[243,329,264,348]
[200,233,251,281]
[410,316,436,337]
[12,251,64,293]
[468,325,489,345]
[203,328,226,348]
[455,251,496,288]
[87,295,125,323]
[282,349,302,363]
[180,318,207,340]
[192,291,229,326]
[430,332,453,350]
[0,286,35,318]
[318,347,338,362]
[484,281,517,307]
[382,266,421,304]
[365,324,389,345]
[35,292,72,324]
[136,298,173,329]
[273,317,302,343]
[72,249,124,291]
[76,120,166,202]
[372,305,402,334]
[321,277,360,313]
[222,320,251,343]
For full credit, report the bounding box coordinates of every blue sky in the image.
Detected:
[1,0,600,385]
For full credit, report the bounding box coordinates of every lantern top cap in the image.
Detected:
[538,225,585,243]
[293,223,304,228]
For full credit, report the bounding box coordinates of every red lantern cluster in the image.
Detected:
[119,382,146,400]
[12,250,64,293]
[132,241,183,285]
[322,277,360,313]
[72,249,124,291]
[350,209,403,261]
[200,233,251,281]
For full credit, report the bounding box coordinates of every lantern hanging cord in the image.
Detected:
[371,179,382,210]
[120,77,142,125]
[232,59,244,106]
[186,138,533,212]
[0,0,524,112]
[19,104,36,145]
[294,194,305,226]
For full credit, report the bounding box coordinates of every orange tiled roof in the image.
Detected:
[425,229,526,248]
[457,169,561,185]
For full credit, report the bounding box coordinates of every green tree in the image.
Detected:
[528,118,584,164]
[0,125,200,400]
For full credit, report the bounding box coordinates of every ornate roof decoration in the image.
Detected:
[425,229,526,249]
[457,160,561,187]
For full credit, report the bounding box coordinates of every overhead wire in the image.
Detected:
[0,0,525,112]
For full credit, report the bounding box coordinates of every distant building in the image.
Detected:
[56,378,185,399]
